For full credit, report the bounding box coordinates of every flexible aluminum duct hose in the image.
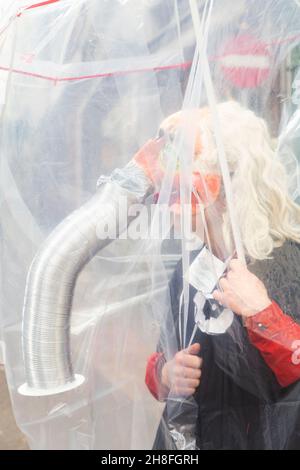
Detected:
[19,162,153,396]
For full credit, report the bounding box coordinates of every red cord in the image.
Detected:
[6,1,300,85]
[17,0,60,17]
[0,61,192,84]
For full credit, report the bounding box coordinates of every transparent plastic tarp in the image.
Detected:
[1,0,300,450]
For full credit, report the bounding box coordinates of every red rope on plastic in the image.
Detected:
[1,1,299,85]
[17,0,60,17]
[0,61,192,84]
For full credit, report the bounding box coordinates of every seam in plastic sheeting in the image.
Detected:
[190,0,246,264]
[178,0,213,349]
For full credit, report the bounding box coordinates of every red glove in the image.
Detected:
[145,352,169,401]
[246,301,300,387]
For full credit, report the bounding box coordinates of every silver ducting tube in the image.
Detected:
[19,162,153,396]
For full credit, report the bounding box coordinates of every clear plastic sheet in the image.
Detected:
[0,0,300,450]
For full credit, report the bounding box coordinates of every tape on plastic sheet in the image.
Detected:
[18,374,85,397]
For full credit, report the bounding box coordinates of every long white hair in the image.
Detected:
[198,101,300,260]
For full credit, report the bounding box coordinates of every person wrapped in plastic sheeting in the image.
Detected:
[145,101,300,450]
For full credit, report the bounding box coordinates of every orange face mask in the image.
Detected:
[134,115,221,214]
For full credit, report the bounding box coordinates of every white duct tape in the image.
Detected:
[18,374,85,397]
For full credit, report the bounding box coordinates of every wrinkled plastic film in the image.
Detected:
[0,0,300,451]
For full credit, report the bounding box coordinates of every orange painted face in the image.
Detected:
[134,110,221,213]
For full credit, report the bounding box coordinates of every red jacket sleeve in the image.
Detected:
[246,301,300,388]
[145,352,169,401]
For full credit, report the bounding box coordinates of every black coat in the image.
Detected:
[154,241,300,450]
